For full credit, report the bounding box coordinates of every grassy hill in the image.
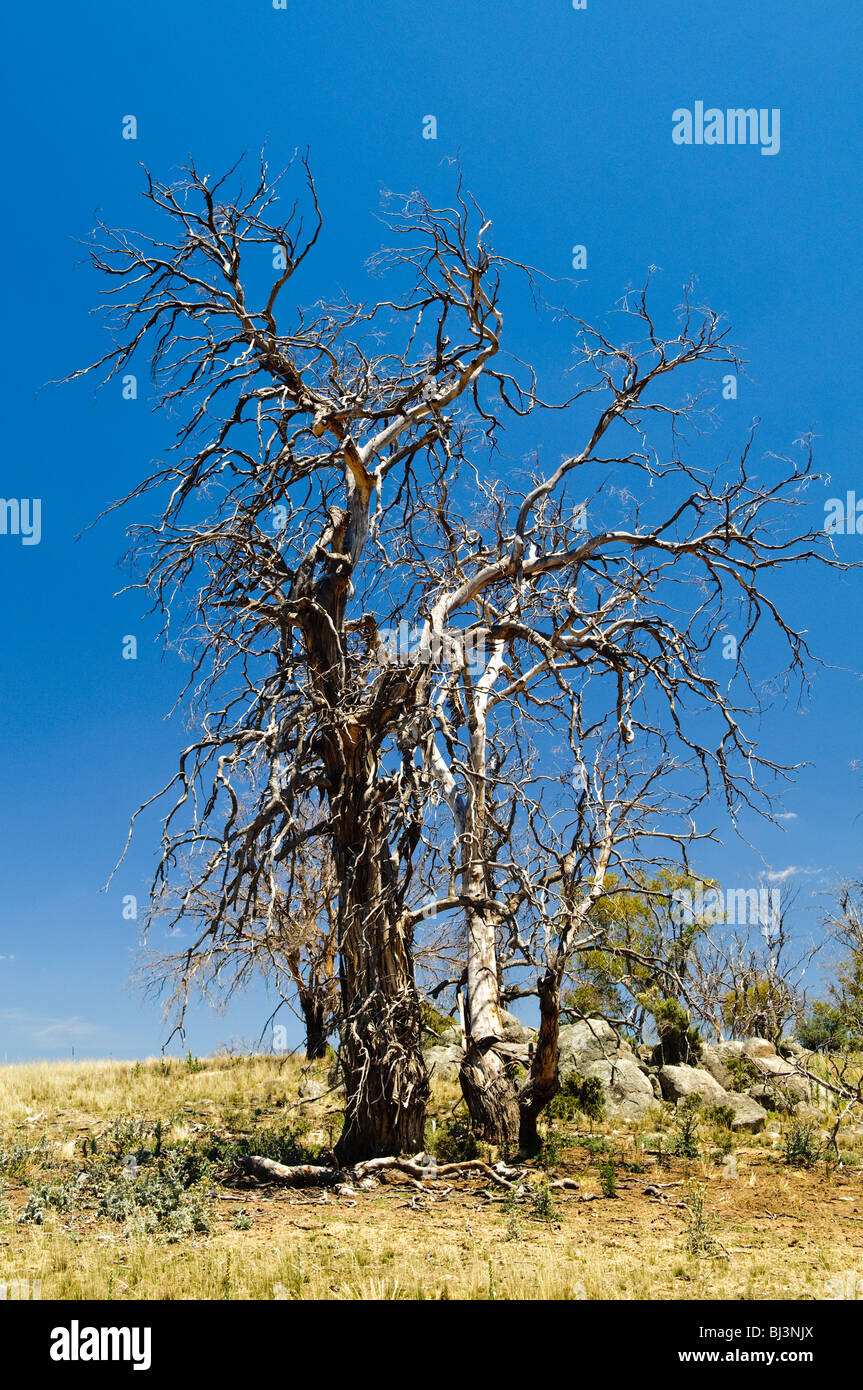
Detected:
[1,1054,861,1300]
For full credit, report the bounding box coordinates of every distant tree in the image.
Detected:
[799,878,863,1052]
[141,836,338,1061]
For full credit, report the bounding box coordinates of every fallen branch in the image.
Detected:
[239,1152,522,1191]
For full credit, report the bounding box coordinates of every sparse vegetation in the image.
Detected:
[0,1052,861,1299]
[783,1117,821,1169]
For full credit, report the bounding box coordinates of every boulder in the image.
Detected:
[743,1037,779,1062]
[658,1064,730,1107]
[499,1010,537,1045]
[582,1058,657,1120]
[298,1079,327,1100]
[558,1019,633,1075]
[722,1092,769,1134]
[746,1053,810,1106]
[699,1043,735,1091]
[422,1044,462,1082]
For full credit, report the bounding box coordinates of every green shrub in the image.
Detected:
[17,1179,75,1225]
[599,1155,617,1198]
[530,1177,556,1221]
[547,1073,606,1127]
[784,1118,821,1169]
[648,998,703,1066]
[574,1134,611,1154]
[430,1116,479,1164]
[669,1096,700,1159]
[683,1186,721,1257]
[724,1054,760,1092]
[706,1104,735,1131]
[797,1001,861,1053]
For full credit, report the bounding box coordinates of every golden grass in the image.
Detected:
[1,1054,862,1300]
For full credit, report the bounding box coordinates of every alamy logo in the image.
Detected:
[377,622,485,675]
[0,1277,41,1299]
[49,1321,152,1372]
[824,491,863,535]
[0,497,41,545]
[672,885,781,928]
[672,103,780,156]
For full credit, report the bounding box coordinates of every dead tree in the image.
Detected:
[402,291,843,1147]
[68,154,540,1160]
[68,154,843,1160]
[139,843,339,1061]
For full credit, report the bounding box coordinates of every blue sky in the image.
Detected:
[0,1,860,1061]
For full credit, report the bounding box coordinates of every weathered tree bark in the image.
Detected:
[456,638,521,1144]
[518,969,562,1153]
[333,831,429,1162]
[301,995,330,1061]
[330,733,428,1161]
[459,904,521,1145]
[294,470,430,1163]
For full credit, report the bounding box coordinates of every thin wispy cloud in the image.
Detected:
[763,865,821,884]
[0,1010,104,1045]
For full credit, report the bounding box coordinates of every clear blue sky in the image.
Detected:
[0,1,860,1061]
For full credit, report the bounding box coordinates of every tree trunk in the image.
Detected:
[331,738,429,1165]
[459,905,521,1145]
[518,969,561,1153]
[293,488,429,1163]
[459,1040,521,1146]
[302,996,329,1061]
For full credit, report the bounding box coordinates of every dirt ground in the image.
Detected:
[1,1056,861,1300]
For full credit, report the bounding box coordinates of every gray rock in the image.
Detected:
[699,1043,734,1090]
[499,1010,537,1045]
[582,1058,657,1120]
[722,1092,769,1134]
[558,1019,633,1075]
[422,1044,463,1082]
[743,1037,778,1062]
[658,1064,730,1107]
[746,1053,810,1105]
[298,1079,327,1100]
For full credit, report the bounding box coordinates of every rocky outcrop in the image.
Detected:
[422,1044,463,1082]
[718,1091,769,1134]
[558,1019,633,1074]
[420,1011,797,1135]
[499,1010,537,1045]
[658,1064,730,1107]
[583,1057,657,1120]
[698,1043,735,1091]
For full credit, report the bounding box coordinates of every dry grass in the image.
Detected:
[1,1054,862,1300]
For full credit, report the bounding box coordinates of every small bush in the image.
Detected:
[530,1177,556,1221]
[724,1054,760,1092]
[706,1104,735,1131]
[17,1179,75,1226]
[784,1118,821,1169]
[599,1155,617,1198]
[669,1096,700,1159]
[574,1134,610,1154]
[547,1073,606,1127]
[682,1186,722,1257]
[430,1116,479,1164]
